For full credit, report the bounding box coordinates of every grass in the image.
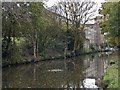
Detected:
[103,54,118,88]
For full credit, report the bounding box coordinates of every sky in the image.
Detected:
[46,0,105,7]
[45,0,105,24]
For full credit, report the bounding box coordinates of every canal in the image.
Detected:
[2,52,118,88]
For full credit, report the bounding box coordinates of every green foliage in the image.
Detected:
[2,2,66,64]
[99,2,120,47]
[103,55,118,88]
[89,44,96,51]
[2,2,97,64]
[2,43,23,65]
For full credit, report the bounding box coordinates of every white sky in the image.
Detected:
[45,0,105,24]
[46,0,105,7]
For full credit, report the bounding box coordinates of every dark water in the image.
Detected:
[2,52,117,88]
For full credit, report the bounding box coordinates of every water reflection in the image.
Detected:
[81,78,98,88]
[84,54,109,79]
[2,52,111,88]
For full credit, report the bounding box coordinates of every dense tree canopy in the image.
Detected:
[99,2,120,47]
[2,2,65,65]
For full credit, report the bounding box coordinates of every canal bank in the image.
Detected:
[2,50,112,68]
[102,52,118,88]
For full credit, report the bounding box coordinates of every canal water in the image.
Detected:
[2,52,118,88]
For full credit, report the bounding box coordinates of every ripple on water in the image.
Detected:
[48,69,63,72]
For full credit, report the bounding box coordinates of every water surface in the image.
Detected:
[2,52,117,88]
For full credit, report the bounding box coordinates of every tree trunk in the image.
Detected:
[73,37,77,52]
[73,30,78,56]
[64,18,69,59]
[33,29,37,59]
[5,30,12,54]
[36,32,39,59]
[64,47,67,59]
[33,41,36,59]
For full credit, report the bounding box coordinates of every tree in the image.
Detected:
[2,2,24,61]
[54,0,97,55]
[2,2,66,64]
[99,2,120,47]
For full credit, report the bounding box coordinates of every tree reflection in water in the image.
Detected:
[3,52,112,88]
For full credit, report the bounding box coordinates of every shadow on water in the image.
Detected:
[2,52,115,88]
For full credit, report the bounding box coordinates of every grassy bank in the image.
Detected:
[103,53,118,88]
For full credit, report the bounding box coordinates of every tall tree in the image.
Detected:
[2,2,23,58]
[99,2,120,47]
[54,0,97,55]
